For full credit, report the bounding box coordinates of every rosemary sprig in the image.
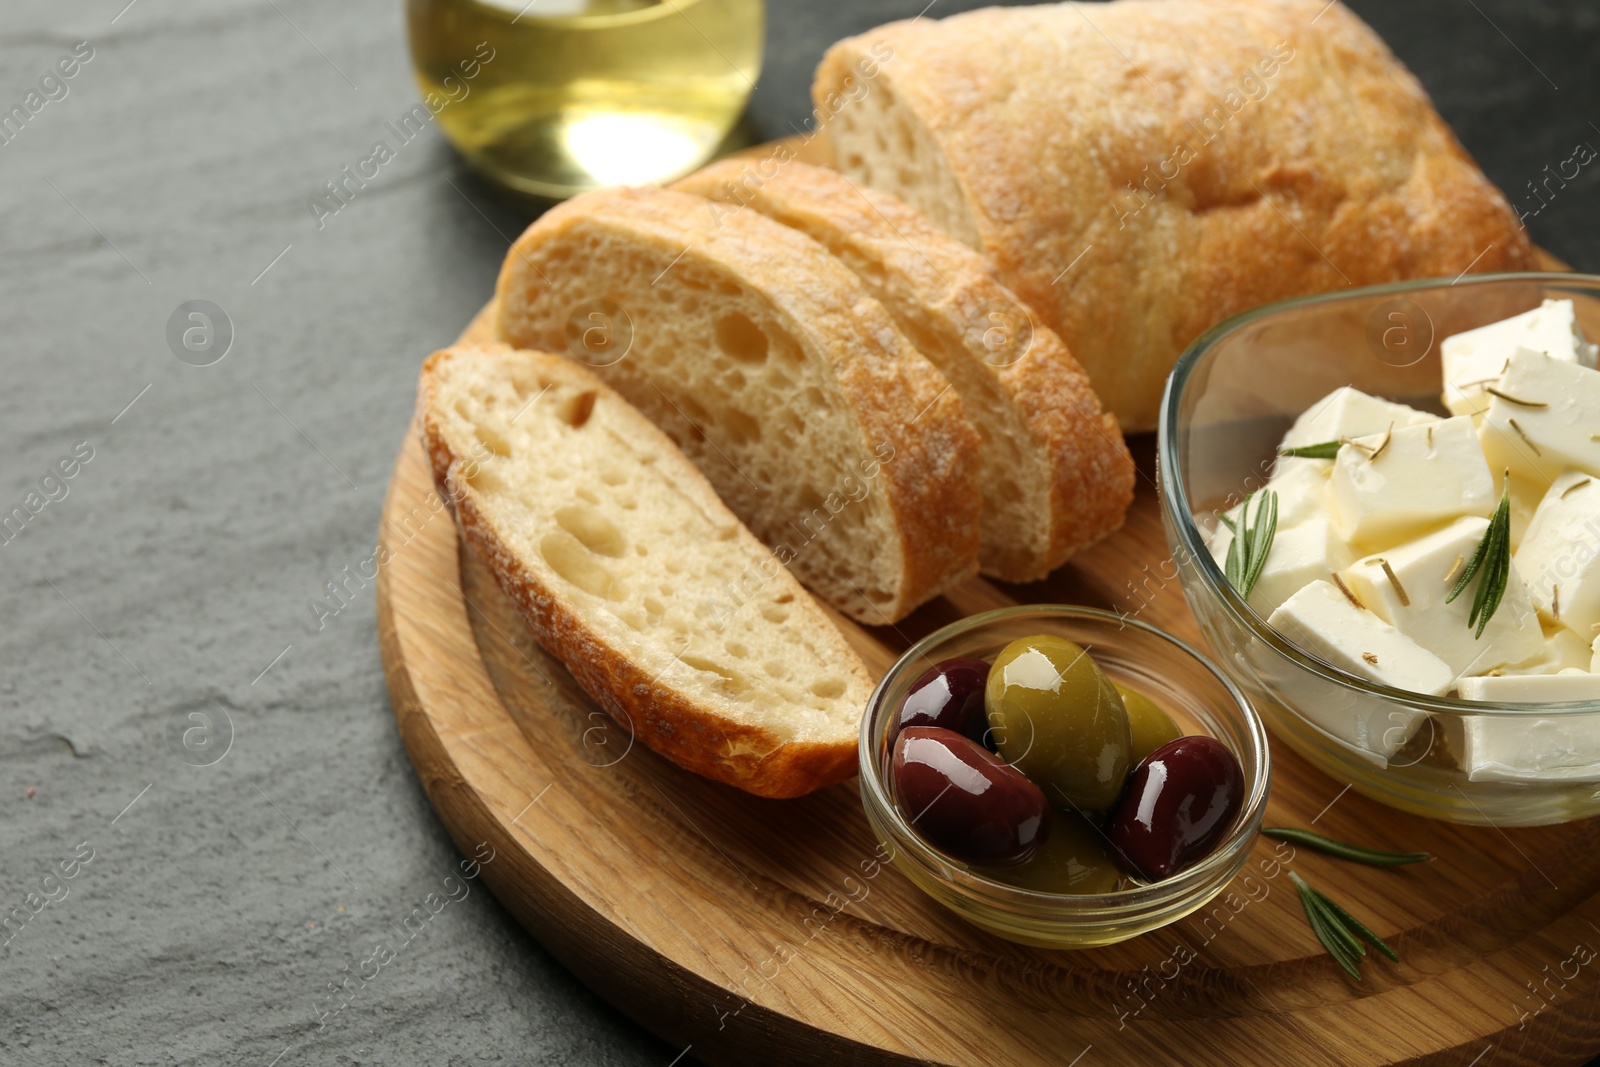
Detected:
[1224,489,1279,599]
[1273,828,1415,977]
[1263,827,1432,866]
[1290,873,1399,979]
[1279,440,1342,460]
[1317,890,1400,964]
[1445,477,1512,639]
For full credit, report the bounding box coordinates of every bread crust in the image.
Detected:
[495,185,982,622]
[817,0,1537,432]
[416,346,868,799]
[676,158,1134,581]
[455,300,500,348]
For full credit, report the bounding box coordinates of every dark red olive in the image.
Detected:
[892,726,1049,867]
[896,657,991,746]
[1104,735,1243,881]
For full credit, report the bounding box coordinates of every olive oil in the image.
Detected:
[407,0,763,198]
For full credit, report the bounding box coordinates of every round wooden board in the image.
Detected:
[380,404,1600,1066]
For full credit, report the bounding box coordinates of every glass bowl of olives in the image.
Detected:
[859,605,1271,949]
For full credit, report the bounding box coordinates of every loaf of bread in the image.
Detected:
[417,344,874,797]
[495,184,983,624]
[676,159,1134,582]
[816,0,1536,431]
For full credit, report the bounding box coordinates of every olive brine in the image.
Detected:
[889,635,1244,890]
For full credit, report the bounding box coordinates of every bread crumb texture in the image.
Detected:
[418,345,872,797]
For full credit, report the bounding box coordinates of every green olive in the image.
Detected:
[979,810,1123,895]
[1116,682,1183,764]
[985,634,1132,813]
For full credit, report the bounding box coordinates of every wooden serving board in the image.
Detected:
[379,383,1600,1066]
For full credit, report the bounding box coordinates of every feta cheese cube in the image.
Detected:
[1328,416,1495,551]
[1497,625,1596,676]
[1505,474,1545,554]
[1592,633,1600,673]
[1440,299,1599,418]
[1267,579,1459,697]
[1210,516,1353,617]
[1248,517,1355,617]
[1280,387,1439,451]
[1215,462,1330,538]
[1268,581,1453,759]
[1479,350,1600,487]
[1451,671,1600,782]
[1267,582,1455,698]
[1341,517,1545,680]
[1458,669,1600,703]
[1266,459,1333,529]
[1513,471,1600,633]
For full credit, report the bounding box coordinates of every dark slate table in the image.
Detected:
[2,1,1595,1064]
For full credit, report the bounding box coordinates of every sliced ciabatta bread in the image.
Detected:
[676,159,1134,582]
[417,344,874,798]
[494,184,981,624]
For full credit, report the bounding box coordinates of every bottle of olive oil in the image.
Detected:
[407,0,764,198]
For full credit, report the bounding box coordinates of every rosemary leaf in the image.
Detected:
[1447,479,1512,641]
[1279,440,1342,460]
[1464,484,1512,639]
[1314,889,1401,963]
[1292,874,1363,979]
[1225,503,1246,589]
[1377,558,1410,607]
[1485,386,1548,408]
[1218,512,1238,533]
[1368,422,1395,462]
[1305,886,1368,961]
[1262,827,1432,866]
[1223,490,1280,600]
[1290,872,1403,978]
[1446,515,1491,604]
[1242,490,1279,597]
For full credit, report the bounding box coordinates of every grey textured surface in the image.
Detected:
[0,1,1595,1065]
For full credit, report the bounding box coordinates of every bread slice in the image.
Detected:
[816,0,1535,431]
[417,344,874,798]
[675,159,1134,582]
[494,184,981,623]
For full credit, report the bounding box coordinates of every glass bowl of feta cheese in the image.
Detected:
[1159,272,1600,826]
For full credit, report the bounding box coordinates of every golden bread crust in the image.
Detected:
[817,0,1536,431]
[455,300,500,348]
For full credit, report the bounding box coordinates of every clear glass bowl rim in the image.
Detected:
[1159,270,1600,717]
[857,604,1272,919]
